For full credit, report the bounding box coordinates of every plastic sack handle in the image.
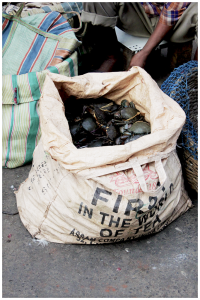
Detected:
[8,2,82,33]
[129,157,167,194]
[64,10,82,32]
[16,2,25,17]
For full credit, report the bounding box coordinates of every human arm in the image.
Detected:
[128,2,191,69]
[128,22,173,69]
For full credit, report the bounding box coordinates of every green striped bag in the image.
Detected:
[2,8,80,168]
[2,55,78,169]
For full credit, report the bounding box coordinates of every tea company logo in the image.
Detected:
[109,164,158,187]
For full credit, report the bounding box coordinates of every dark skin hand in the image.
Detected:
[128,22,173,69]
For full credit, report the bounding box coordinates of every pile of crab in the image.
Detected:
[65,98,151,148]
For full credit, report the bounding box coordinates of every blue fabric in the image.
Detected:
[2,17,13,48]
[61,2,83,19]
[42,6,52,13]
[48,21,72,35]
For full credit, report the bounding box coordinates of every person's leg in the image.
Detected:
[81,2,154,36]
[127,3,198,70]
[117,2,153,37]
[79,3,121,72]
[81,2,119,28]
[80,3,155,72]
[169,2,198,43]
[166,2,198,70]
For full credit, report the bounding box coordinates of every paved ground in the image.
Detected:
[2,164,198,297]
[3,42,198,298]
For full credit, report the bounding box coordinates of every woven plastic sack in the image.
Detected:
[2,6,80,168]
[16,68,192,244]
[3,2,83,21]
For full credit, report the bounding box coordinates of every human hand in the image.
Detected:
[128,49,149,70]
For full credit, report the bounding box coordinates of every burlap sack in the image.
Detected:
[16,68,192,244]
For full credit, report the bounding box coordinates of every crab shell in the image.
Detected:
[128,121,151,134]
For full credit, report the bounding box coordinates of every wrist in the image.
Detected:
[141,46,153,56]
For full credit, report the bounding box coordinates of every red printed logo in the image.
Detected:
[109,164,158,188]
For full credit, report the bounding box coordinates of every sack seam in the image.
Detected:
[32,173,70,237]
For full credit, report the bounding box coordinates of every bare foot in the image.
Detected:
[95,55,117,72]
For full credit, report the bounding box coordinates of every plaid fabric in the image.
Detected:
[2,11,79,168]
[141,2,190,26]
[3,2,83,20]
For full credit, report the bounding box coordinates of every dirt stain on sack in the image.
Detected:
[122,284,128,288]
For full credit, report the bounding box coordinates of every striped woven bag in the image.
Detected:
[2,4,81,168]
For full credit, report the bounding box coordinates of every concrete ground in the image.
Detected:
[2,42,198,298]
